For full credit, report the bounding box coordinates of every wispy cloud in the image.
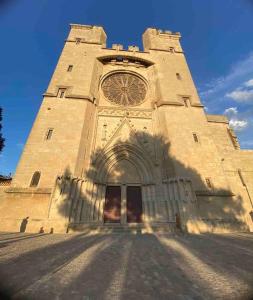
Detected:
[228,119,248,131]
[241,140,253,147]
[198,52,253,148]
[244,78,253,87]
[199,52,253,99]
[224,107,238,115]
[226,89,253,102]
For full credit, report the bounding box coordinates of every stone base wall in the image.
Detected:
[0,188,58,233]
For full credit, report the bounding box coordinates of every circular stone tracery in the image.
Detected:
[102,73,147,106]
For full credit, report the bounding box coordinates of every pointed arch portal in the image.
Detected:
[93,143,155,223]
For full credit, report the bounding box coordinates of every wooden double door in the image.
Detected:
[104,185,142,223]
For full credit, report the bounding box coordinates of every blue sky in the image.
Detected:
[0,0,253,175]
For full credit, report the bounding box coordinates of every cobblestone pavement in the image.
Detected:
[0,231,252,300]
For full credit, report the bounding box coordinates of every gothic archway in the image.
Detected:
[91,143,155,223]
[93,142,155,184]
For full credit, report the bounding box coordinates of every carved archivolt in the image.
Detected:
[102,73,147,106]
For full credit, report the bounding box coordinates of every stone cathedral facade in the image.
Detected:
[0,24,253,233]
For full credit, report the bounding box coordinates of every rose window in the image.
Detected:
[102,73,147,106]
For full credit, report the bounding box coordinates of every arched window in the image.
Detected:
[30,171,41,187]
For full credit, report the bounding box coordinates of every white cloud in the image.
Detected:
[229,119,248,131]
[244,79,253,87]
[224,107,238,115]
[226,89,253,102]
[199,52,253,98]
[224,107,248,131]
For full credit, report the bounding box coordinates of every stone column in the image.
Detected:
[98,185,106,223]
[91,183,100,222]
[121,184,127,224]
[166,182,174,221]
[150,184,157,221]
[93,184,101,222]
[78,180,89,222]
[141,185,148,222]
[70,179,82,223]
[80,180,94,222]
[147,186,152,222]
[162,183,170,221]
[75,180,86,223]
[94,183,106,223]
[48,176,63,219]
[171,179,180,218]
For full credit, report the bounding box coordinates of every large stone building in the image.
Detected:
[0,24,253,233]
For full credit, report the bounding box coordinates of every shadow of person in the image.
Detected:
[20,217,29,233]
[39,227,44,234]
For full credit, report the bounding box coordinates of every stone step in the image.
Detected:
[68,222,177,234]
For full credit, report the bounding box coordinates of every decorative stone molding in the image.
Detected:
[43,92,96,103]
[5,187,52,194]
[97,55,154,67]
[98,107,152,119]
[195,190,235,197]
[206,114,229,124]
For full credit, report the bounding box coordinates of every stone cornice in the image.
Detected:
[65,39,103,45]
[206,114,229,124]
[191,103,204,108]
[195,190,234,197]
[43,92,95,103]
[149,48,184,54]
[5,187,52,194]
[156,101,183,107]
[156,101,204,108]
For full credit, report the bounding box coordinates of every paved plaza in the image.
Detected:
[0,231,252,299]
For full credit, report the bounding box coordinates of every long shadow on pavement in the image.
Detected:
[0,233,111,298]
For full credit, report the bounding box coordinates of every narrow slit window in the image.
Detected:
[45,128,53,140]
[193,133,199,143]
[76,38,81,44]
[30,171,41,187]
[176,73,181,80]
[58,88,66,98]
[182,97,190,107]
[67,65,73,72]
[205,178,213,189]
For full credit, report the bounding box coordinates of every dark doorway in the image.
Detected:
[104,186,121,223]
[127,186,142,223]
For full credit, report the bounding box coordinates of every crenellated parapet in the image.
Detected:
[67,24,107,46]
[142,28,182,52]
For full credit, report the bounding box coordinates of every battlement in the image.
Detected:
[67,24,107,46]
[142,28,182,52]
[147,28,181,37]
[110,44,140,52]
[112,44,123,50]
[66,24,183,53]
